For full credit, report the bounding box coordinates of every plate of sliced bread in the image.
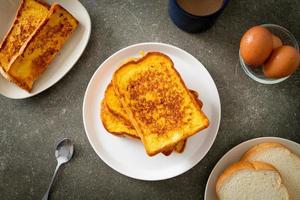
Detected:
[0,0,91,99]
[205,137,300,200]
[83,42,221,180]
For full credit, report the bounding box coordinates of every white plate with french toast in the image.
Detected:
[83,42,221,180]
[0,0,91,99]
[205,137,300,200]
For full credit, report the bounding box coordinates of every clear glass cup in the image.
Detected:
[239,24,299,84]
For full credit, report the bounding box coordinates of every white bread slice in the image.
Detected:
[216,161,289,200]
[242,142,300,200]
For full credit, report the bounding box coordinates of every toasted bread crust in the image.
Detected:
[113,52,209,156]
[216,161,278,199]
[174,139,186,153]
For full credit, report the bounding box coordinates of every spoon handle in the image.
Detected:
[42,162,62,200]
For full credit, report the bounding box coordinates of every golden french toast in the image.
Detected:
[102,83,205,155]
[0,3,78,92]
[0,0,49,72]
[103,82,204,154]
[113,52,209,156]
[101,101,138,138]
[104,83,130,121]
[101,100,185,156]
[105,82,202,123]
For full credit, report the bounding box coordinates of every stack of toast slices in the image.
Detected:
[101,52,209,156]
[216,142,300,200]
[0,0,78,92]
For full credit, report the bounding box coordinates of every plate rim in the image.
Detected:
[83,42,221,181]
[204,136,300,200]
[0,0,91,99]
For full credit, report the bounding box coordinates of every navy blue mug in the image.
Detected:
[168,0,229,33]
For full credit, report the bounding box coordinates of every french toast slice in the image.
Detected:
[101,101,138,138]
[102,83,204,154]
[113,52,209,156]
[104,82,130,121]
[1,4,78,92]
[106,82,203,122]
[101,100,177,156]
[0,0,50,72]
[103,82,203,154]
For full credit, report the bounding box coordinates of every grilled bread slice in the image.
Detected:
[102,100,185,156]
[216,161,289,200]
[0,0,49,72]
[101,83,203,155]
[101,100,178,156]
[105,82,203,122]
[104,82,132,121]
[1,4,78,92]
[113,52,209,156]
[103,83,203,154]
[242,142,300,200]
[101,101,138,138]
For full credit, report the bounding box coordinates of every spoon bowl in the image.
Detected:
[55,138,74,164]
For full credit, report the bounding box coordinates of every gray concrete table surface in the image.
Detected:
[1,0,300,199]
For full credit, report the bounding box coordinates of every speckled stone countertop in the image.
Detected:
[1,0,299,199]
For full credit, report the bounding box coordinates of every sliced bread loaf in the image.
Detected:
[216,161,289,200]
[242,142,300,200]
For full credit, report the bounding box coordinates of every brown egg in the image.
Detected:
[263,45,300,78]
[240,26,273,66]
[272,34,283,49]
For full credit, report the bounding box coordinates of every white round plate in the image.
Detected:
[0,0,91,99]
[83,42,221,181]
[205,137,300,200]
